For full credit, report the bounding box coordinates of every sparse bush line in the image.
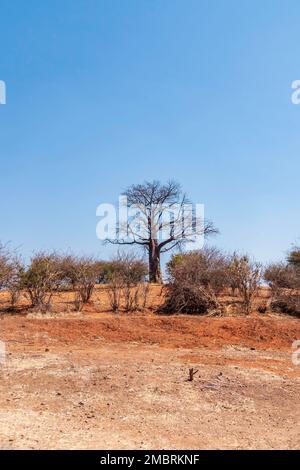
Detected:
[0,242,300,317]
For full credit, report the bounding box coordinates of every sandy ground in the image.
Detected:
[0,313,299,450]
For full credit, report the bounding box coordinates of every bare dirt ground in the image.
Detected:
[0,286,299,450]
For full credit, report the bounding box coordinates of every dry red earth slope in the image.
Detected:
[0,286,299,449]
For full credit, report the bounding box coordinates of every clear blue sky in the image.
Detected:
[0,0,300,264]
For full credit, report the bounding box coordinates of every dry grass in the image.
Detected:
[0,284,272,316]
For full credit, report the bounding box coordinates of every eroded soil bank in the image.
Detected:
[0,315,299,449]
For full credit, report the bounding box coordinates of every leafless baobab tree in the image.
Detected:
[107,180,217,283]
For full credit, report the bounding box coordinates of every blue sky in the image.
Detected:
[0,0,300,264]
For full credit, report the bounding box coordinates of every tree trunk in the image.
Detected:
[148,241,162,283]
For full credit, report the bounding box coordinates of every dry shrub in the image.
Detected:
[106,253,148,312]
[6,258,24,307]
[21,252,62,311]
[56,254,78,290]
[140,282,150,310]
[162,249,262,315]
[287,247,300,267]
[72,257,99,306]
[167,247,229,295]
[95,261,119,284]
[0,244,24,308]
[160,282,220,315]
[228,254,262,314]
[270,294,300,317]
[264,260,300,317]
[0,243,11,290]
[264,263,298,289]
[107,272,123,312]
[58,255,100,310]
[257,303,268,314]
[160,248,224,315]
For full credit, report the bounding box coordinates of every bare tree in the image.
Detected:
[107,180,217,283]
